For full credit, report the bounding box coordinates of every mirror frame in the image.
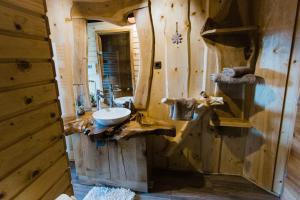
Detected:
[71,1,154,109]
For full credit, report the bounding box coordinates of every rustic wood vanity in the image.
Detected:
[63,111,175,192]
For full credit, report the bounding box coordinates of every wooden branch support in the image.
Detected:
[201,26,258,37]
[209,117,252,128]
[112,119,176,140]
[161,95,224,108]
[63,113,94,136]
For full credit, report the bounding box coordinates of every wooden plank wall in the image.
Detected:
[46,0,76,161]
[281,99,300,199]
[147,0,205,172]
[147,0,247,175]
[280,2,300,198]
[46,0,75,118]
[147,0,300,196]
[134,7,154,109]
[244,0,299,192]
[0,0,73,199]
[72,18,91,109]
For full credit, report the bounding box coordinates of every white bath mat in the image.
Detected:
[83,186,135,200]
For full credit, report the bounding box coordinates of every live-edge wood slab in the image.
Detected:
[63,111,176,140]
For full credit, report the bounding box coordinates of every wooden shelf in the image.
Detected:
[209,117,252,128]
[201,26,257,37]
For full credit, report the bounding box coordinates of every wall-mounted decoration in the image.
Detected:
[171,22,183,45]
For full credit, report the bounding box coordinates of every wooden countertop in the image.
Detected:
[63,111,176,140]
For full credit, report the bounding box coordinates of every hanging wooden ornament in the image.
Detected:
[171,22,183,45]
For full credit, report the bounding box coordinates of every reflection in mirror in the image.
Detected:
[87,21,140,109]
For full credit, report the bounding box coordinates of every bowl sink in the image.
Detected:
[92,107,131,126]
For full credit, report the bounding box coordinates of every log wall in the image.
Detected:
[0,0,73,199]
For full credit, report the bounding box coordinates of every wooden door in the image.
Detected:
[0,0,73,199]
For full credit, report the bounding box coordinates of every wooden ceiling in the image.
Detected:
[71,0,148,25]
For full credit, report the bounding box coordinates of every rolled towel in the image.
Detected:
[222,67,253,78]
[169,98,197,121]
[211,73,256,84]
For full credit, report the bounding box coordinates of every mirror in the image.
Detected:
[71,2,153,110]
[87,21,139,108]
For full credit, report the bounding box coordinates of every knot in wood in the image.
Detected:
[24,96,33,105]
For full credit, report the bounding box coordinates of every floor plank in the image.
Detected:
[70,162,278,200]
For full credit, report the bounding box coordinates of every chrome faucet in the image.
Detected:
[96,90,104,110]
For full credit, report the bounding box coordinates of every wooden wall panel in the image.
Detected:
[46,0,75,118]
[133,7,154,109]
[219,132,246,175]
[199,0,221,172]
[147,0,225,173]
[282,110,300,200]
[280,2,300,198]
[189,0,206,98]
[0,139,66,200]
[244,0,298,191]
[147,0,204,171]
[14,156,69,200]
[0,103,60,150]
[72,18,91,109]
[147,0,170,170]
[0,35,51,59]
[40,172,72,200]
[146,1,300,193]
[147,0,168,121]
[0,62,54,89]
[1,0,45,14]
[0,4,47,37]
[46,0,76,161]
[0,122,63,178]
[0,1,72,200]
[0,83,58,119]
[163,0,189,98]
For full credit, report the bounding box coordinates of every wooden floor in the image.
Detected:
[70,162,279,200]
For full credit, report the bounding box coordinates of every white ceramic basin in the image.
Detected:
[92,107,131,126]
[114,96,134,105]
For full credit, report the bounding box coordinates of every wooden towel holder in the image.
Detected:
[161,92,224,108]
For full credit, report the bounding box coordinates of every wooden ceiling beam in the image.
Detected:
[71,0,148,25]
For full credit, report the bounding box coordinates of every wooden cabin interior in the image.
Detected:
[1,0,300,199]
